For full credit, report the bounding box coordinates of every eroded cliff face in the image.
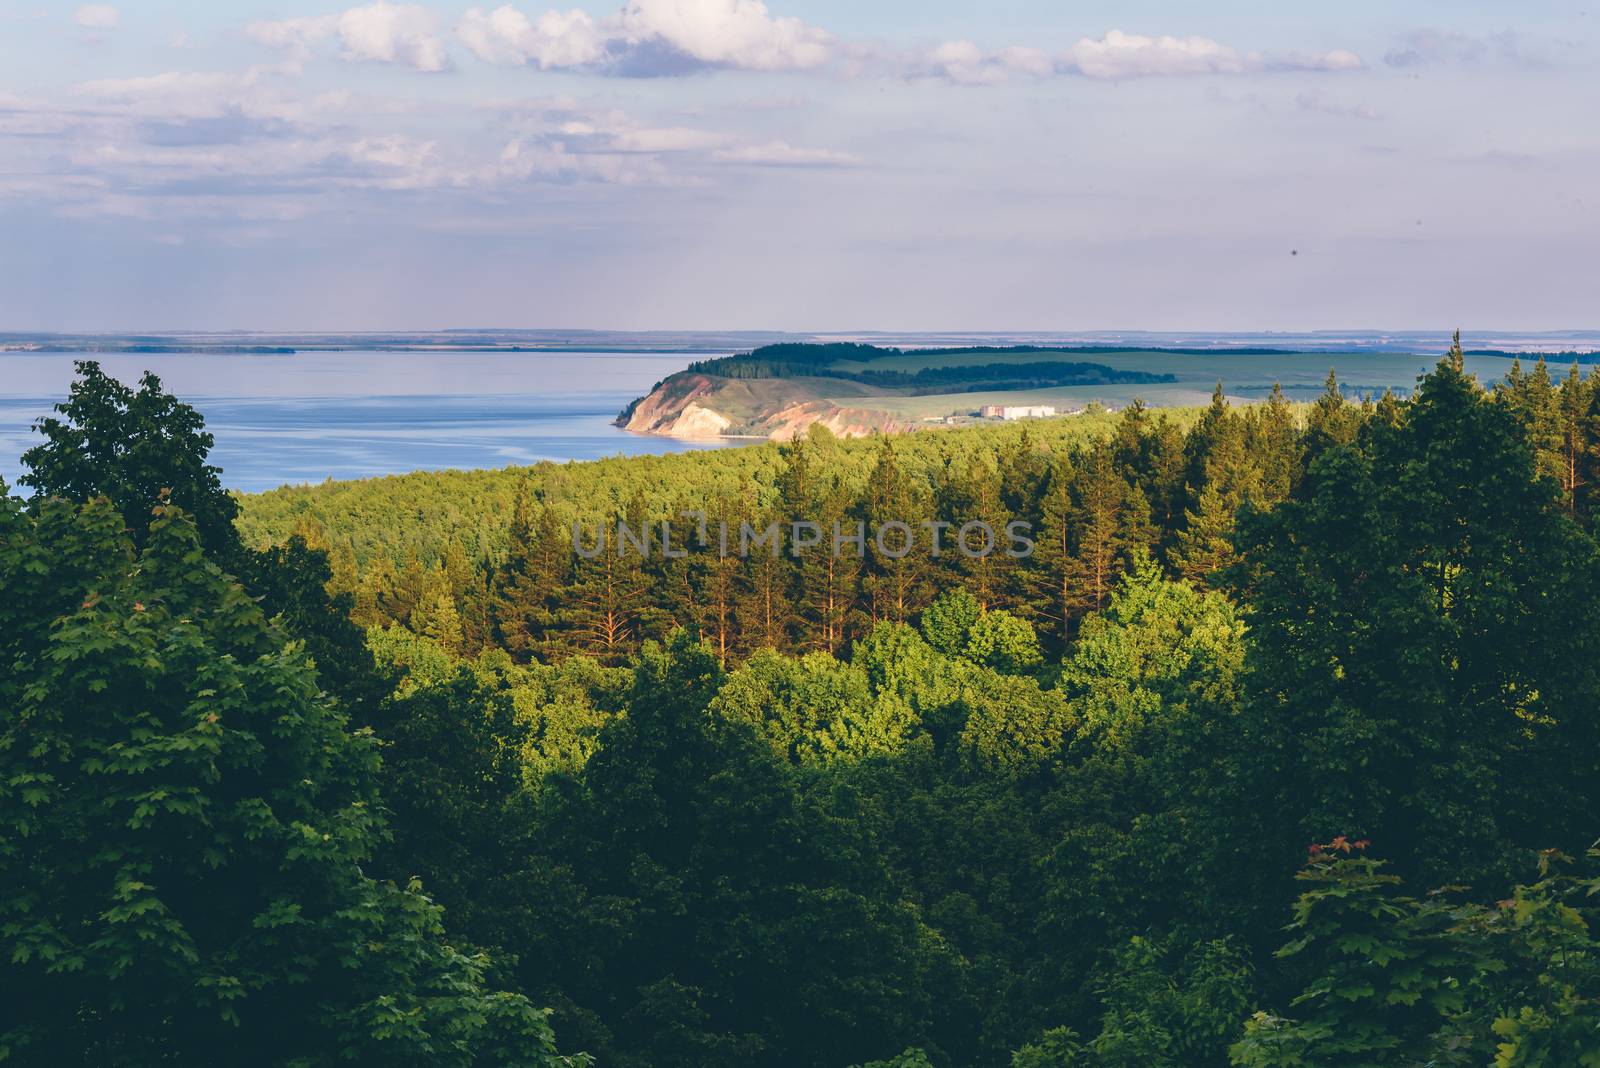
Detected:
[759,400,913,440]
[616,373,913,440]
[616,374,731,438]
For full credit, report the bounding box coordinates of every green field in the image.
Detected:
[819,348,1526,419]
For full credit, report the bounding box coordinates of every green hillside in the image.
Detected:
[616,341,1521,439]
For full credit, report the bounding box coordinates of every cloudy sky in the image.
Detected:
[0,0,1594,331]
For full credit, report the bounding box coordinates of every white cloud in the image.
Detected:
[1274,49,1364,74]
[74,5,119,29]
[916,30,1362,85]
[1065,31,1250,78]
[541,108,730,153]
[5,69,756,224]
[922,41,1001,86]
[711,140,858,166]
[457,7,606,68]
[347,134,440,171]
[616,0,830,70]
[248,1,452,72]
[493,138,671,184]
[995,46,1055,78]
[1063,30,1359,79]
[458,0,833,75]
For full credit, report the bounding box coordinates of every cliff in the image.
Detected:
[615,372,913,440]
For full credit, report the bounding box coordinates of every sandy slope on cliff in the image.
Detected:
[617,373,907,440]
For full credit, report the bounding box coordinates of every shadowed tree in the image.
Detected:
[0,492,582,1067]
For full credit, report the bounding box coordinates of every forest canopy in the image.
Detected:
[5,344,1600,1065]
[676,344,1177,391]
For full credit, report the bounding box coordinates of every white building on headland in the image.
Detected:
[980,404,1057,420]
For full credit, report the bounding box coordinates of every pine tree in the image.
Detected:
[697,493,743,663]
[858,438,932,625]
[1029,450,1079,645]
[1119,482,1159,561]
[390,549,427,628]
[1304,369,1359,458]
[1110,397,1151,483]
[353,553,395,626]
[1144,416,1189,554]
[567,499,650,665]
[735,502,794,654]
[1180,382,1232,505]
[1500,355,1564,485]
[1172,482,1237,585]
[935,454,1013,610]
[412,562,465,652]
[1557,363,1592,514]
[997,425,1049,517]
[1253,383,1300,503]
[1074,444,1125,615]
[794,475,861,655]
[494,488,571,662]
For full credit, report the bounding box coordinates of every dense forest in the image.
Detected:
[668,343,1175,391]
[5,342,1600,1065]
[679,342,1294,379]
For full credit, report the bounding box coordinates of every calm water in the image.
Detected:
[0,351,732,493]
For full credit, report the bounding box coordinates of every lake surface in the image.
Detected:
[6,334,1592,494]
[0,351,732,493]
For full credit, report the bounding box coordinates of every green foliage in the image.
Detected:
[1233,339,1600,889]
[0,495,579,1066]
[964,611,1044,674]
[20,360,239,557]
[369,620,461,693]
[514,633,944,1068]
[954,670,1069,772]
[1061,551,1244,755]
[18,357,386,729]
[1230,839,1478,1066]
[1010,1027,1086,1067]
[16,349,1600,1066]
[234,401,1213,669]
[1086,936,1253,1067]
[922,587,982,655]
[854,1049,939,1068]
[709,649,914,764]
[1486,847,1600,1067]
[683,342,1178,390]
[365,660,531,944]
[1232,840,1600,1068]
[921,590,1044,674]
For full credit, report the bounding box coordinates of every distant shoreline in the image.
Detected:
[6,329,1600,360]
[0,345,741,356]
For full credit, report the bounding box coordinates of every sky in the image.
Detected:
[0,0,1595,332]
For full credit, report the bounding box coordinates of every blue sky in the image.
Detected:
[0,1,1594,331]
